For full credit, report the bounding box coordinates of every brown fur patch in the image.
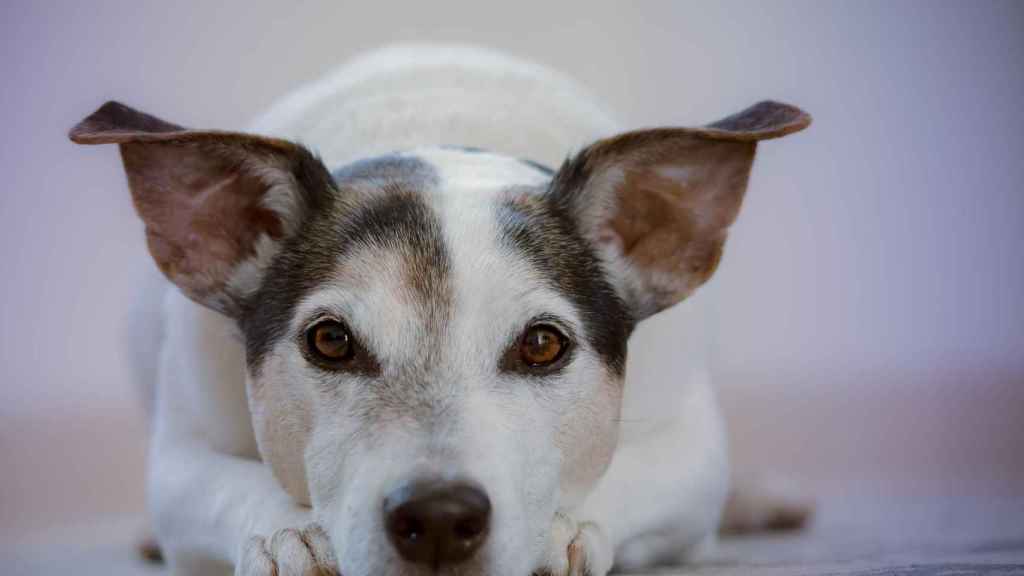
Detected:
[549,100,810,318]
[605,139,754,309]
[69,101,335,316]
[123,143,286,307]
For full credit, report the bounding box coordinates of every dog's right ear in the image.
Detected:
[70,101,334,317]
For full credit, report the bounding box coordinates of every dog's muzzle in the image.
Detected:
[383,479,492,567]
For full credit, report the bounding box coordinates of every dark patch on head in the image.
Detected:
[241,154,449,373]
[497,189,632,376]
[331,154,440,189]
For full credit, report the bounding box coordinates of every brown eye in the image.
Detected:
[520,324,568,367]
[307,320,353,364]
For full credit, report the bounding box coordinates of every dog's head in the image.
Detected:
[71,100,808,575]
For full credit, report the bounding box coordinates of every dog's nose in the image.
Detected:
[383,480,491,566]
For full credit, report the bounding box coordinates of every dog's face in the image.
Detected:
[245,148,632,575]
[71,101,808,576]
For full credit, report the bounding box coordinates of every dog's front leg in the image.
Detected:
[137,284,340,575]
[149,435,338,576]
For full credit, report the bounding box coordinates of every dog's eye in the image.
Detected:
[519,324,568,367]
[306,320,354,364]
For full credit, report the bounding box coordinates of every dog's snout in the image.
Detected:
[383,480,491,566]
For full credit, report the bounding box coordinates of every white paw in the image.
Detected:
[534,513,613,576]
[236,524,339,576]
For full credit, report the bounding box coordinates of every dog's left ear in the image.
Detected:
[70,101,335,317]
[550,101,811,319]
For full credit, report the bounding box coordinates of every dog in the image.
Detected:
[69,45,811,576]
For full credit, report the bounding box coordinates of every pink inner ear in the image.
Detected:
[609,168,700,267]
[593,139,755,315]
[122,142,284,308]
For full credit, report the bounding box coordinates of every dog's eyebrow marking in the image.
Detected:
[241,154,448,373]
[496,190,632,376]
[343,191,452,328]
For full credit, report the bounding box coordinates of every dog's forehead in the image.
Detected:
[241,148,630,375]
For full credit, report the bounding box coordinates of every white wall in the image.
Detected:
[2,0,1022,535]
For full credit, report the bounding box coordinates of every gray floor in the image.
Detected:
[5,498,1024,576]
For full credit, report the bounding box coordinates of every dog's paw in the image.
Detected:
[236,524,339,576]
[533,513,613,576]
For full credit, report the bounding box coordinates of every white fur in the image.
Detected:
[140,44,729,576]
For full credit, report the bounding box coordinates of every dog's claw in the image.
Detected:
[236,523,339,576]
[534,515,612,576]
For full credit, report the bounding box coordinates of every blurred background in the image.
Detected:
[1,0,1022,566]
